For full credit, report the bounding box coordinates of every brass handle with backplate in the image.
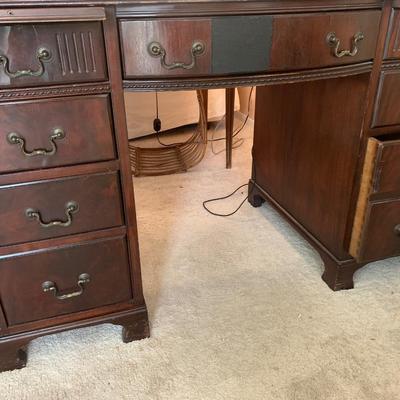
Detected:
[147,41,205,70]
[7,128,65,157]
[25,201,79,228]
[42,273,90,300]
[0,47,51,78]
[326,32,364,58]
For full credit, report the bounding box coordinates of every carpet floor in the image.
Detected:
[1,120,400,399]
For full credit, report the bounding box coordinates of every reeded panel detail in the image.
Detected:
[56,30,98,76]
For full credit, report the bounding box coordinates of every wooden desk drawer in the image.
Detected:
[0,172,124,246]
[269,10,380,71]
[385,8,400,59]
[372,70,400,128]
[0,235,132,326]
[120,18,212,78]
[0,95,115,173]
[350,136,400,261]
[120,11,380,78]
[366,135,400,195]
[0,22,107,88]
[350,199,400,262]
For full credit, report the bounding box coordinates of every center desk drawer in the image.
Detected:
[0,235,132,326]
[0,172,124,246]
[120,11,380,78]
[0,22,107,88]
[0,95,116,173]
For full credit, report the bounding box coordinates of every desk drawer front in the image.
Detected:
[0,172,124,246]
[0,236,132,326]
[350,136,400,261]
[120,11,380,78]
[270,11,380,71]
[372,70,400,128]
[120,18,212,77]
[369,136,400,195]
[351,199,400,262]
[0,95,115,173]
[0,22,107,88]
[385,9,400,59]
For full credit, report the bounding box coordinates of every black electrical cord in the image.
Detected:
[202,156,257,217]
[202,183,249,217]
[152,87,254,149]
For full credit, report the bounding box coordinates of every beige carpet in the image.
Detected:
[1,120,400,400]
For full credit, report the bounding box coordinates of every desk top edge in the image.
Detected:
[0,0,384,8]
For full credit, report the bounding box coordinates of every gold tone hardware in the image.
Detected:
[7,128,65,157]
[147,41,205,70]
[25,201,79,228]
[42,273,90,300]
[326,32,364,58]
[0,47,51,78]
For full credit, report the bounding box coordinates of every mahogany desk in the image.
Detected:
[0,0,395,372]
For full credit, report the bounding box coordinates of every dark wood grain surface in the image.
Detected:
[371,136,400,194]
[120,18,212,77]
[0,0,384,6]
[0,235,132,325]
[0,22,107,88]
[253,74,370,260]
[357,199,400,261]
[372,70,400,127]
[0,95,116,173]
[270,10,381,70]
[0,171,124,246]
[384,8,400,58]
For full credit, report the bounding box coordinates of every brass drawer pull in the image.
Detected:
[0,47,51,78]
[147,41,205,70]
[42,273,90,300]
[25,201,79,228]
[326,32,364,58]
[7,128,65,157]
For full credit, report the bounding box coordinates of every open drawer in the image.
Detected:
[350,135,400,261]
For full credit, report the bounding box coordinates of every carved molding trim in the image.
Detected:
[0,0,383,11]
[0,83,111,101]
[382,61,400,71]
[123,62,374,91]
[116,1,383,18]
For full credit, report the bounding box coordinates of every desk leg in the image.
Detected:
[200,90,208,125]
[225,88,235,169]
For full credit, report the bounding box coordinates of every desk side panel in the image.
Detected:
[253,74,370,260]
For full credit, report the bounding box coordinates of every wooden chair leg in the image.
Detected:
[225,88,235,169]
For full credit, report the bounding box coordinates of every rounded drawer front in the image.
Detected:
[269,10,381,71]
[0,95,116,173]
[352,199,400,262]
[0,235,132,325]
[120,11,380,78]
[0,21,107,88]
[0,172,124,246]
[120,18,212,78]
